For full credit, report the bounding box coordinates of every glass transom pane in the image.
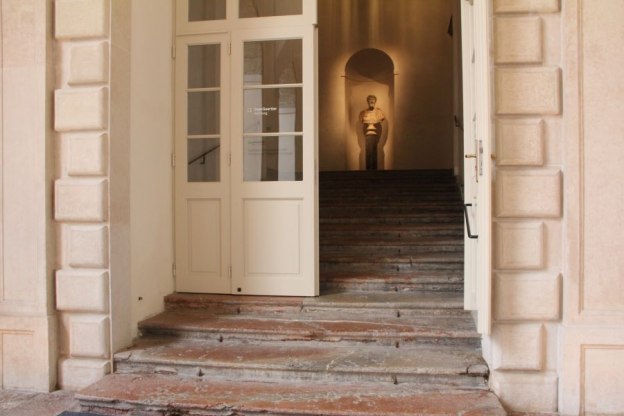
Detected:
[244,39,302,86]
[239,0,302,18]
[188,44,220,89]
[189,0,226,21]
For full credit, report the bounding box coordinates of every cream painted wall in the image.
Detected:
[561,0,624,413]
[129,0,174,336]
[318,0,454,171]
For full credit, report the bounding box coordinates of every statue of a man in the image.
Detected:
[358,95,386,170]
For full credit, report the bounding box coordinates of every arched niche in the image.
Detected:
[345,49,394,170]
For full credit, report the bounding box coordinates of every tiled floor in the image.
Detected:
[0,389,80,416]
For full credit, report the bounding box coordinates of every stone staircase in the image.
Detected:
[77,170,506,415]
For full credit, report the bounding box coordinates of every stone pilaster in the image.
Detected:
[53,0,120,390]
[490,0,563,412]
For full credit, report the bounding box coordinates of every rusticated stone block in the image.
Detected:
[55,0,109,40]
[69,315,110,358]
[495,169,562,217]
[492,323,545,370]
[494,221,545,269]
[55,179,108,222]
[494,0,560,14]
[494,272,561,320]
[69,42,109,85]
[66,225,109,268]
[495,17,543,64]
[490,371,558,413]
[496,119,544,166]
[67,133,108,176]
[58,357,110,390]
[56,270,109,313]
[55,88,108,132]
[495,68,561,115]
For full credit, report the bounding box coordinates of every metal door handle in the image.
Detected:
[465,154,477,159]
[463,203,478,239]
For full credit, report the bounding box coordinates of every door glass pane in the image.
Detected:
[189,0,226,21]
[188,138,220,182]
[244,88,302,133]
[188,45,220,89]
[239,0,302,18]
[244,135,302,181]
[244,40,302,86]
[188,91,220,135]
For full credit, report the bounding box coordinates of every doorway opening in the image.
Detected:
[316,0,492,334]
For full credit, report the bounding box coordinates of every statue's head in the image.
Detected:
[366,95,377,109]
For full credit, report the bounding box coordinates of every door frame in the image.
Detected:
[460,0,493,335]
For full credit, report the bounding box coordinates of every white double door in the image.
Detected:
[174,26,318,296]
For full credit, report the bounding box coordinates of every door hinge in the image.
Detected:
[228,42,232,56]
[171,153,176,168]
[228,152,232,166]
[228,265,232,278]
[171,44,176,60]
[172,263,177,278]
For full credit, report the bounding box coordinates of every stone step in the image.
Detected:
[320,194,462,202]
[320,267,463,278]
[138,309,479,347]
[321,271,464,293]
[320,207,463,217]
[319,199,462,207]
[319,224,463,239]
[164,292,467,316]
[321,242,463,257]
[320,169,454,177]
[321,251,462,263]
[320,216,463,225]
[320,208,463,218]
[78,373,507,416]
[114,338,488,386]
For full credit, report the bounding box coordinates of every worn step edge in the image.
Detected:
[114,340,488,386]
[138,312,480,347]
[164,292,466,313]
[79,377,507,416]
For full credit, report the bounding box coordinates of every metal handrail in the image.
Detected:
[463,203,478,239]
[188,145,220,166]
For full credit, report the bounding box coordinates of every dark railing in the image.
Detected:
[188,145,220,166]
[463,203,478,239]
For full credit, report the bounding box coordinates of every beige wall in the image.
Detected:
[318,0,454,171]
[129,1,174,339]
[0,0,57,392]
